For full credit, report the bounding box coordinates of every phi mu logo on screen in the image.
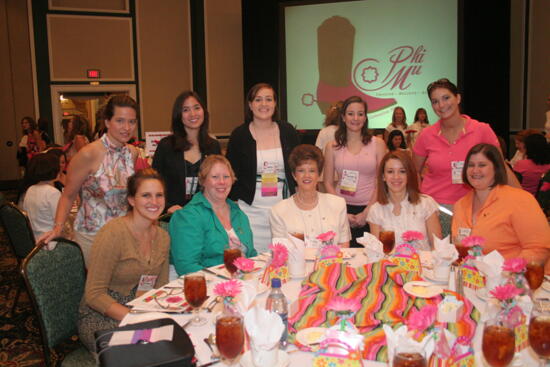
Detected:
[301,16,427,115]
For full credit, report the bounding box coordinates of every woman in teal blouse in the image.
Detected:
[169,155,256,275]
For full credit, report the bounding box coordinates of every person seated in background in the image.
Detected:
[270,144,350,247]
[78,169,169,353]
[452,143,550,262]
[170,155,256,276]
[406,107,430,148]
[386,129,408,152]
[513,133,550,195]
[21,153,61,239]
[44,147,68,190]
[509,129,540,168]
[384,106,408,142]
[367,150,441,250]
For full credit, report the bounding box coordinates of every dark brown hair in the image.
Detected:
[244,83,278,123]
[376,150,420,205]
[288,144,324,174]
[104,95,139,121]
[413,108,429,124]
[323,101,343,127]
[334,96,371,148]
[462,143,508,188]
[390,106,407,129]
[427,78,459,99]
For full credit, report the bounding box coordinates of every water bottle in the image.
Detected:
[265,278,288,348]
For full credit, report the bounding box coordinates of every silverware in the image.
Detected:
[205,296,222,312]
[197,359,220,367]
[181,318,193,329]
[129,308,191,314]
[202,268,230,280]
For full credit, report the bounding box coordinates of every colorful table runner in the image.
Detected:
[288,261,480,362]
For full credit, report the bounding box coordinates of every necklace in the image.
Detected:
[293,192,319,209]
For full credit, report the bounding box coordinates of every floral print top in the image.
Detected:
[74,134,134,235]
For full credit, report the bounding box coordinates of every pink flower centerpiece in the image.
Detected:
[406,304,437,339]
[320,244,341,258]
[269,243,289,268]
[214,279,242,304]
[461,235,485,257]
[401,231,425,249]
[489,283,523,326]
[326,296,362,331]
[233,257,255,273]
[490,283,522,302]
[502,258,527,273]
[316,230,336,247]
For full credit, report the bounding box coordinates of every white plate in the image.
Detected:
[542,281,550,292]
[295,327,327,346]
[403,281,444,298]
[422,270,449,284]
[239,350,289,367]
[305,248,355,261]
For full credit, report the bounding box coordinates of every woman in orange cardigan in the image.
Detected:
[452,143,550,263]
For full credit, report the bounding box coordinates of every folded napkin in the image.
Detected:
[473,250,505,291]
[433,236,458,265]
[277,236,305,270]
[383,325,435,363]
[357,232,384,263]
[235,279,257,314]
[244,306,284,349]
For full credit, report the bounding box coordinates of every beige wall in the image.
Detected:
[136,0,193,133]
[0,0,35,180]
[204,0,244,135]
[526,0,550,130]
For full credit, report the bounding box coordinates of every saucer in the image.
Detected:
[542,281,550,293]
[239,350,289,367]
[404,281,444,298]
[476,288,490,300]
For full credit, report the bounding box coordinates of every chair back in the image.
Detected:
[0,201,36,260]
[21,238,86,364]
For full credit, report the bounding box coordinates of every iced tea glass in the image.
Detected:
[524,258,545,291]
[379,230,395,255]
[529,306,550,365]
[184,274,207,326]
[482,316,515,367]
[216,313,244,365]
[392,344,426,367]
[224,248,242,277]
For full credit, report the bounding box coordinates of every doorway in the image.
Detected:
[50,84,137,145]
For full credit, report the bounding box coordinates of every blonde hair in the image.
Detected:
[198,155,236,187]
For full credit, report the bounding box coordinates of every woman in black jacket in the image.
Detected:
[226,83,300,253]
[153,91,221,213]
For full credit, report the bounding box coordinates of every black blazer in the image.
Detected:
[226,120,300,204]
[152,135,221,210]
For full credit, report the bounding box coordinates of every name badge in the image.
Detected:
[261,161,278,197]
[185,176,198,199]
[137,275,158,297]
[340,169,359,196]
[451,161,464,184]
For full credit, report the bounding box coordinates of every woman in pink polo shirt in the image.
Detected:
[413,79,519,235]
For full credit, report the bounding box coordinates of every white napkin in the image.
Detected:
[244,306,284,348]
[357,232,384,263]
[473,250,505,291]
[383,325,435,362]
[235,280,257,314]
[433,235,458,266]
[275,236,305,267]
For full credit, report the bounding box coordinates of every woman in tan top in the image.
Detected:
[78,168,170,353]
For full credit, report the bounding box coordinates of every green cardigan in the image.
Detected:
[169,192,256,275]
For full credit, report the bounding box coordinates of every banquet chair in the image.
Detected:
[21,238,95,367]
[0,201,36,316]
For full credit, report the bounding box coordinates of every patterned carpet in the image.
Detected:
[0,191,79,366]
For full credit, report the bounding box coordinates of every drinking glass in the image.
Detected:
[216,313,244,365]
[290,232,305,241]
[379,230,395,255]
[528,305,550,365]
[524,258,545,291]
[482,316,515,367]
[392,344,427,367]
[224,248,242,277]
[184,274,207,326]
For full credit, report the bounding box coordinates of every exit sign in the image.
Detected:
[87,69,101,78]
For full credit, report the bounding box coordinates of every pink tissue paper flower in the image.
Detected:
[316,231,336,242]
[406,304,437,333]
[502,258,527,273]
[402,231,424,243]
[321,244,340,258]
[233,257,255,272]
[489,283,522,302]
[326,296,361,313]
[214,279,242,298]
[269,243,289,268]
[541,182,550,192]
[461,235,485,247]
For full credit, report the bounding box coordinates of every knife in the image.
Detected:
[202,268,230,280]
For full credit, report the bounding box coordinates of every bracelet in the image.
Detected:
[53,222,64,227]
